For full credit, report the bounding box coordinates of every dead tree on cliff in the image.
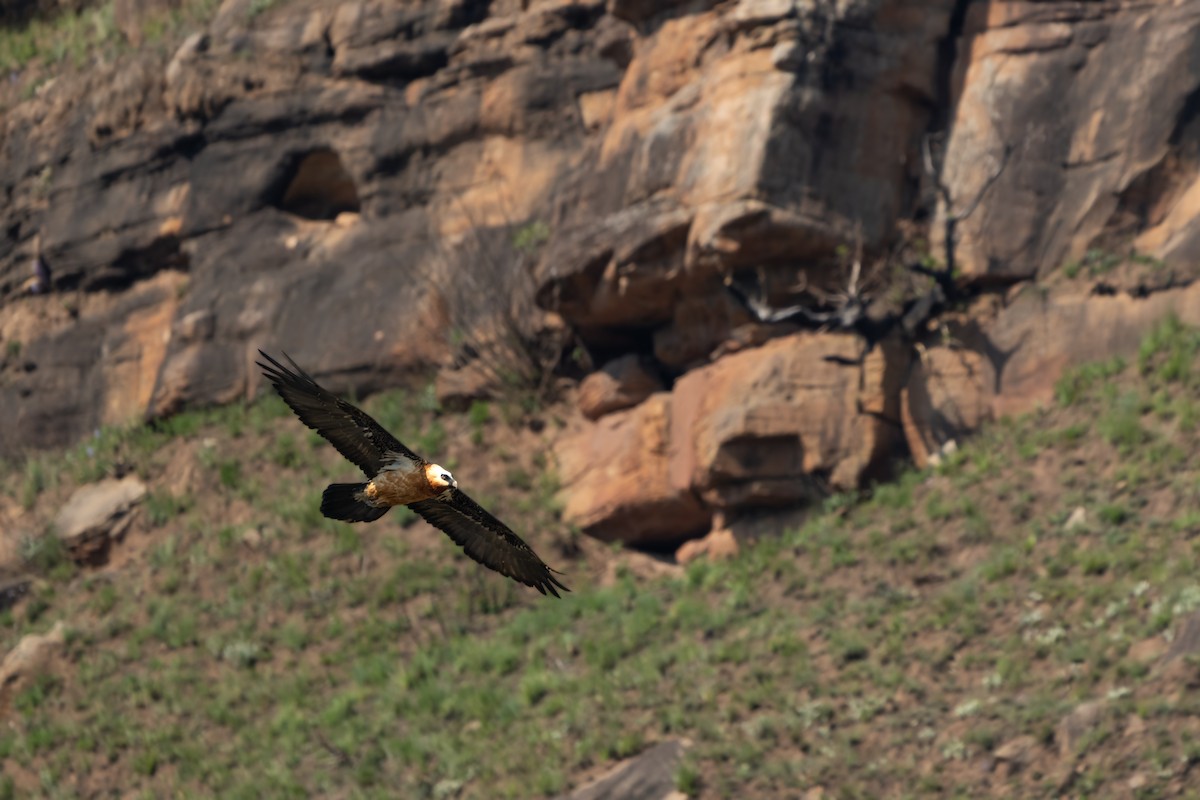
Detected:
[724,135,1011,365]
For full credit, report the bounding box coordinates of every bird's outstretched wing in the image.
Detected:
[257,351,421,476]
[408,491,569,597]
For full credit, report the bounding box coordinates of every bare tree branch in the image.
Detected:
[724,134,1010,365]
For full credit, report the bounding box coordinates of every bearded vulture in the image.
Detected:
[258,351,569,597]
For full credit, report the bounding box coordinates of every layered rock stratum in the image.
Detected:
[3,0,1200,546]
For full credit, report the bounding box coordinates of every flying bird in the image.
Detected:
[257,351,568,597]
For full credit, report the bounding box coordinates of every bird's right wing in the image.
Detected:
[257,350,421,476]
[408,490,569,597]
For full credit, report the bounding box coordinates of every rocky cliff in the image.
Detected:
[3,0,1200,549]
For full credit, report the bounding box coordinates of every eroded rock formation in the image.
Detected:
[3,0,1200,547]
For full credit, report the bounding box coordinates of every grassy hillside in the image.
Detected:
[5,318,1200,798]
[0,0,225,74]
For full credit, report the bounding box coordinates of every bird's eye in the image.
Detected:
[441,473,452,483]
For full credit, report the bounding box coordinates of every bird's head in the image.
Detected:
[425,463,457,492]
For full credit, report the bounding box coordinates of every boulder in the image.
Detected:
[53,475,147,564]
[670,332,907,506]
[556,393,710,546]
[559,330,910,544]
[556,739,688,800]
[901,345,989,471]
[985,284,1200,417]
[536,199,694,331]
[1165,610,1200,663]
[1057,699,1108,760]
[675,526,738,565]
[0,621,65,719]
[992,734,1039,779]
[578,355,663,420]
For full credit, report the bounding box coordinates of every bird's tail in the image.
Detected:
[321,483,389,523]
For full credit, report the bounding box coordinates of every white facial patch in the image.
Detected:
[425,463,457,490]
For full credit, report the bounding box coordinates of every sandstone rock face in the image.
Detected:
[577,354,662,420]
[1,0,621,448]
[5,0,1200,549]
[901,282,1200,464]
[902,345,989,471]
[556,393,710,546]
[559,331,905,543]
[536,1,954,358]
[935,2,1200,279]
[985,284,1200,416]
[0,271,187,452]
[672,333,906,506]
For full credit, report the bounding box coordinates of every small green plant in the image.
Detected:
[217,460,241,490]
[222,639,262,668]
[512,220,551,255]
[1098,391,1148,453]
[144,490,193,526]
[21,532,69,575]
[1055,357,1125,406]
[93,583,118,615]
[1130,251,1166,270]
[247,0,280,18]
[1062,248,1123,279]
[675,761,702,795]
[140,15,168,43]
[20,458,47,510]
[270,433,301,469]
[467,400,490,445]
[1138,314,1200,384]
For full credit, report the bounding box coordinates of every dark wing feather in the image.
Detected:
[408,491,569,597]
[257,350,421,476]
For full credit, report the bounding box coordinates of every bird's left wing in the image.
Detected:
[257,350,422,476]
[408,491,569,597]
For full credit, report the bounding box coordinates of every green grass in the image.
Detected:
[1138,313,1200,384]
[4,325,1200,797]
[1055,356,1125,406]
[0,0,224,74]
[0,4,120,72]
